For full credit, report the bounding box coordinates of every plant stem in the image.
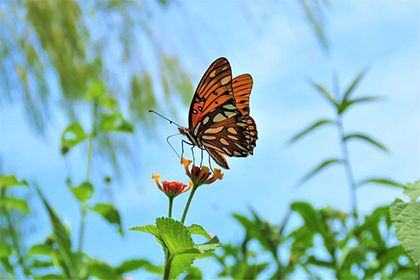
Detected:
[163,254,172,279]
[168,197,173,218]
[181,186,197,224]
[336,116,358,221]
[77,206,87,254]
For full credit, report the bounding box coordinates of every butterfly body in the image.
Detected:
[182,57,258,169]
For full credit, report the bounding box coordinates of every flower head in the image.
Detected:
[152,173,192,199]
[181,158,224,187]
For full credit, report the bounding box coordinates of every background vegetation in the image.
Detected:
[1,0,418,279]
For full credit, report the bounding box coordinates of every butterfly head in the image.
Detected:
[178,126,189,136]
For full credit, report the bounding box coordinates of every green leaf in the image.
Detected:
[288,119,335,145]
[341,68,368,102]
[306,256,334,269]
[339,96,382,115]
[115,259,152,274]
[100,96,118,111]
[85,81,106,100]
[66,179,94,203]
[34,274,64,280]
[0,197,29,214]
[340,246,366,269]
[187,224,211,240]
[356,178,402,188]
[29,243,54,256]
[299,158,344,184]
[130,225,160,238]
[390,199,420,265]
[34,184,81,279]
[343,133,389,152]
[0,174,29,189]
[403,181,420,200]
[0,242,11,256]
[100,113,134,133]
[309,80,338,108]
[61,122,87,155]
[90,203,124,236]
[194,236,221,253]
[183,266,203,280]
[89,259,120,279]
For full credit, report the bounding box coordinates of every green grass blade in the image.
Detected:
[343,133,389,152]
[309,80,338,108]
[342,68,368,102]
[356,178,402,188]
[288,119,336,145]
[299,158,344,185]
[339,96,382,115]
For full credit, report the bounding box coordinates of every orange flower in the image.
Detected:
[181,158,224,187]
[152,173,192,198]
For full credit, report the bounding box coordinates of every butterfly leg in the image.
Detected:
[181,140,194,162]
[208,156,213,172]
[200,148,204,167]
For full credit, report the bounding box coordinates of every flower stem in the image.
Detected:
[77,206,87,254]
[163,254,172,279]
[168,197,174,218]
[181,186,197,224]
[336,116,358,221]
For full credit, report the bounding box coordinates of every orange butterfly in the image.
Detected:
[178,57,258,169]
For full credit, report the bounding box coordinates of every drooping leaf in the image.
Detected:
[356,178,402,188]
[341,68,368,102]
[403,181,420,200]
[299,158,344,185]
[288,119,335,145]
[309,80,338,108]
[61,122,87,155]
[343,133,389,152]
[390,199,420,265]
[66,179,94,203]
[194,236,221,253]
[187,224,211,240]
[115,259,152,274]
[89,259,120,279]
[90,203,124,236]
[0,197,30,214]
[28,243,54,256]
[0,174,29,189]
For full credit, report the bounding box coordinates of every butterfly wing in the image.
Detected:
[188,57,257,169]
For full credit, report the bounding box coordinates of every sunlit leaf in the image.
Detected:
[341,68,368,102]
[66,179,94,203]
[403,180,420,200]
[61,122,87,156]
[100,96,118,111]
[85,81,106,100]
[0,197,30,214]
[299,158,344,184]
[29,243,54,256]
[34,274,64,280]
[115,259,153,274]
[183,266,203,280]
[194,236,221,253]
[187,224,211,240]
[356,178,402,188]
[343,133,389,152]
[0,174,29,189]
[390,199,420,265]
[89,259,120,279]
[288,119,335,144]
[90,203,124,236]
[99,113,134,133]
[309,80,338,108]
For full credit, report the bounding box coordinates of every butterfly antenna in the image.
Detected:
[167,133,181,159]
[149,110,182,128]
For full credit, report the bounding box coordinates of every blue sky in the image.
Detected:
[1,1,419,278]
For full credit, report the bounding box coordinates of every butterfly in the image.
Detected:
[178,57,258,169]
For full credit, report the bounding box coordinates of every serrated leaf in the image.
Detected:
[85,80,106,100]
[66,179,94,203]
[187,224,211,240]
[339,96,382,115]
[61,122,87,155]
[299,158,344,185]
[90,203,124,236]
[29,244,54,256]
[0,197,29,214]
[403,181,420,200]
[0,174,29,189]
[130,225,160,237]
[170,254,196,280]
[342,68,368,102]
[288,119,335,145]
[309,81,338,108]
[156,217,194,255]
[194,236,221,253]
[390,199,420,265]
[356,178,402,188]
[343,133,389,152]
